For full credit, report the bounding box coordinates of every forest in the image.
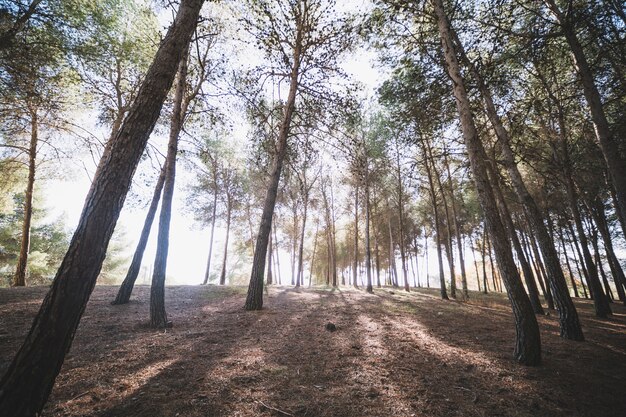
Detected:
[0,0,625,416]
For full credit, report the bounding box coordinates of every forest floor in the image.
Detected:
[1,285,626,417]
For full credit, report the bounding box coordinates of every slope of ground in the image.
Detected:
[1,285,625,417]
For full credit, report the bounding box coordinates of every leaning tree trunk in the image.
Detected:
[13,109,38,287]
[267,228,273,285]
[452,25,581,339]
[544,0,626,228]
[0,2,203,414]
[150,46,189,329]
[558,133,612,317]
[244,39,301,311]
[202,185,218,285]
[433,0,541,365]
[556,225,579,298]
[489,167,544,314]
[589,198,626,303]
[112,166,166,304]
[219,199,232,286]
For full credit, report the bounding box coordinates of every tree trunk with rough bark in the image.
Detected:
[113,167,166,304]
[267,228,273,285]
[245,33,301,310]
[433,0,541,364]
[588,198,626,303]
[421,139,448,300]
[444,146,468,298]
[0,2,203,413]
[13,109,38,287]
[150,46,189,329]
[558,138,612,317]
[219,199,232,286]
[544,0,626,228]
[453,22,581,338]
[365,167,373,293]
[202,185,218,285]
[490,168,544,314]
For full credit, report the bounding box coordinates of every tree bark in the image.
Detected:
[267,227,273,285]
[394,138,410,292]
[489,168,544,314]
[421,139,448,299]
[588,198,626,303]
[219,199,232,286]
[202,184,218,285]
[150,46,189,329]
[444,146,468,298]
[453,23,581,338]
[558,138,612,317]
[433,0,541,364]
[245,28,301,310]
[365,167,373,293]
[353,185,359,288]
[0,1,203,413]
[544,0,626,228]
[113,166,166,304]
[428,139,456,298]
[296,195,308,287]
[556,225,579,298]
[13,108,38,287]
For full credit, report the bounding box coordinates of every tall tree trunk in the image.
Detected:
[444,146,468,298]
[309,221,318,287]
[0,1,203,413]
[13,108,38,287]
[113,167,166,304]
[433,0,541,364]
[353,186,359,288]
[219,200,232,286]
[452,25,580,337]
[566,220,591,295]
[291,202,298,286]
[330,179,338,286]
[245,32,302,310]
[296,197,308,288]
[387,215,399,288]
[544,0,626,227]
[394,138,410,292]
[589,198,626,303]
[365,169,373,293]
[202,185,218,285]
[274,225,282,285]
[372,202,382,288]
[453,23,581,338]
[425,233,430,288]
[558,140,612,317]
[267,227,273,285]
[556,223,579,298]
[527,226,554,309]
[469,233,481,292]
[490,169,544,314]
[591,228,614,302]
[421,140,448,299]
[428,139,456,298]
[481,225,489,293]
[150,47,189,329]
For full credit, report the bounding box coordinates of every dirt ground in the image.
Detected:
[1,285,625,417]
